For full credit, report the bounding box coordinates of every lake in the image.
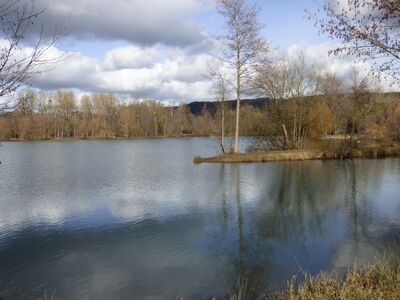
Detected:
[0,138,400,299]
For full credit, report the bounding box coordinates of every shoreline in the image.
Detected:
[194,145,400,163]
[0,135,216,143]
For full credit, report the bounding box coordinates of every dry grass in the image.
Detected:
[194,149,325,163]
[279,259,400,300]
[227,256,400,300]
[194,144,400,163]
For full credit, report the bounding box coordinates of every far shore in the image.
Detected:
[194,144,400,163]
[0,134,217,142]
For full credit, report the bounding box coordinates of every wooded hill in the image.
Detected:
[186,98,270,116]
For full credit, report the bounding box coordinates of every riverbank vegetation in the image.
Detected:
[228,255,400,299]
[0,85,399,147]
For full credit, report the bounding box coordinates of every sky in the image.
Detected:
[19,0,394,104]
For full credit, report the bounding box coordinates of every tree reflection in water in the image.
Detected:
[214,160,400,292]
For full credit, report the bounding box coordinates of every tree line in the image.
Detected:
[0,90,262,140]
[0,79,399,145]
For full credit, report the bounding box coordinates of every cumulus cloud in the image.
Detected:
[103,46,159,70]
[26,0,211,47]
[31,44,214,102]
[27,41,398,103]
[287,43,359,77]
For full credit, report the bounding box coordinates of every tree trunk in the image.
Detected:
[234,56,241,153]
[221,109,226,154]
[220,79,227,154]
[73,113,76,137]
[282,124,289,149]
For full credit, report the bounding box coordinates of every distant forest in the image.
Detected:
[0,89,399,143]
[0,91,269,140]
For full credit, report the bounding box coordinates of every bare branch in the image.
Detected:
[309,0,400,80]
[0,0,63,111]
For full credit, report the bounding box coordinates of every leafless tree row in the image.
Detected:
[1,85,399,146]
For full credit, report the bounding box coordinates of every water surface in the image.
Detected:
[0,138,399,299]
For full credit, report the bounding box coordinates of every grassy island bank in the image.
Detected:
[194,144,400,164]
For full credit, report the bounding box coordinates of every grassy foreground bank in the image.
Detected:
[194,144,400,163]
[228,257,400,300]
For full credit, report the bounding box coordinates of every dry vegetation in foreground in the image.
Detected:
[228,257,400,300]
[281,262,400,300]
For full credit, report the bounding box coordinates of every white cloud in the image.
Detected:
[31,44,214,102]
[287,43,358,77]
[104,46,159,70]
[158,53,211,83]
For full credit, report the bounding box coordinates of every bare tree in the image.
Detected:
[0,0,61,111]
[216,0,268,153]
[312,0,400,79]
[317,72,346,135]
[254,51,321,149]
[209,60,231,154]
[340,69,374,157]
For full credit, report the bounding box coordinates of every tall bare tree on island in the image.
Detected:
[0,0,61,111]
[216,0,268,153]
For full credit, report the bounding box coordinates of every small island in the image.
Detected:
[195,142,400,163]
[194,145,400,163]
